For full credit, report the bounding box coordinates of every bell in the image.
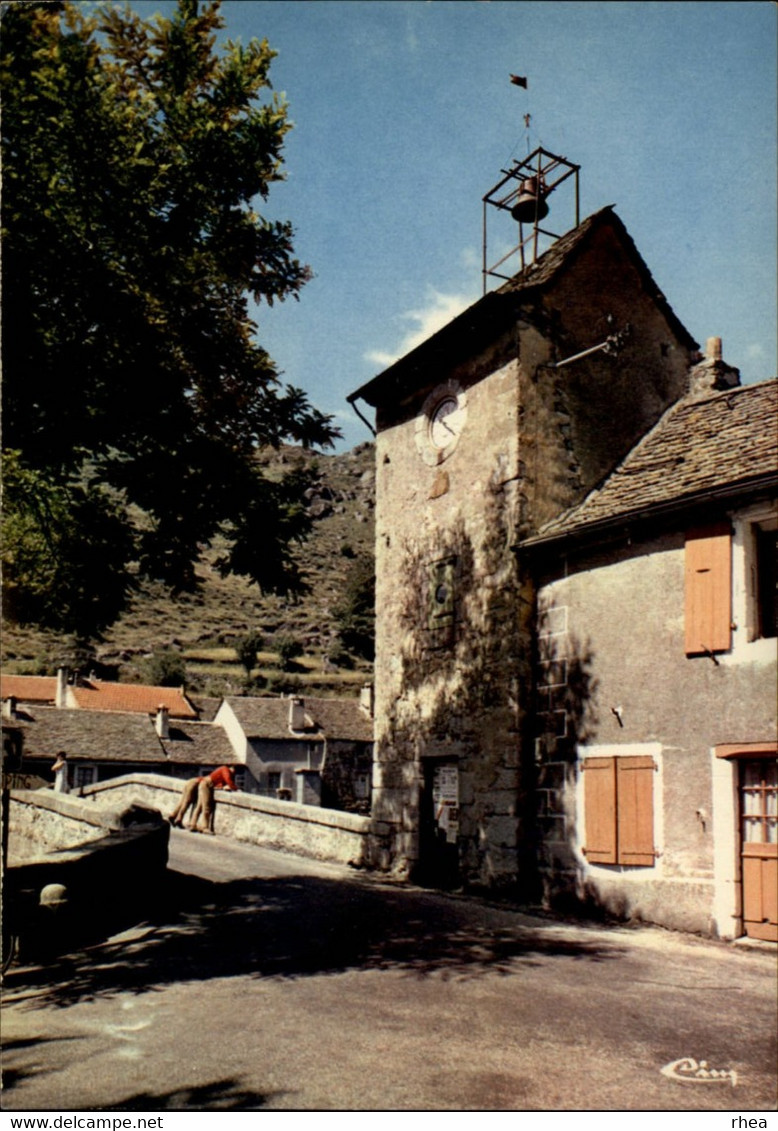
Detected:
[510,176,549,223]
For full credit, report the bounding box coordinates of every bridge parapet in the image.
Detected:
[81,774,388,870]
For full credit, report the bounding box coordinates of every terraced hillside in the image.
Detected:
[1,443,377,699]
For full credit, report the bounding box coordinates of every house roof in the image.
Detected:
[1,675,57,703]
[161,721,237,766]
[523,378,778,546]
[223,696,374,744]
[18,707,239,768]
[349,207,697,409]
[306,698,375,743]
[19,708,166,763]
[69,680,198,719]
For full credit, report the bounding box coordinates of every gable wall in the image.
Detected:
[532,508,777,934]
[369,220,698,892]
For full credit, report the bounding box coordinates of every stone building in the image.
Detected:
[214,691,374,811]
[349,205,701,891]
[5,704,238,791]
[519,373,777,939]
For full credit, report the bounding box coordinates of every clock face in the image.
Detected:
[415,382,468,466]
[429,396,465,450]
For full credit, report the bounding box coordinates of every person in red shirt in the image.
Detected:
[190,765,238,834]
[170,775,204,827]
[170,766,237,829]
[208,765,237,792]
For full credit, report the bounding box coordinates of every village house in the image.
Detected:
[214,690,375,812]
[519,369,777,940]
[1,676,374,813]
[3,702,238,792]
[348,185,776,944]
[0,670,198,719]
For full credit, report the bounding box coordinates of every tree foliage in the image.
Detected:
[1,451,135,634]
[144,650,188,688]
[1,0,338,635]
[333,555,375,661]
[275,634,303,671]
[234,630,263,677]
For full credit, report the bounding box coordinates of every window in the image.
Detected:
[428,557,455,648]
[685,522,732,655]
[266,771,281,795]
[582,754,656,866]
[73,765,96,790]
[755,525,777,640]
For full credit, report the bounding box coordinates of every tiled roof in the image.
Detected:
[349,207,696,407]
[187,695,222,723]
[162,722,237,766]
[1,675,57,703]
[307,698,374,743]
[19,707,238,768]
[70,680,198,718]
[528,379,778,543]
[225,697,318,740]
[19,708,165,763]
[498,208,695,349]
[224,696,374,744]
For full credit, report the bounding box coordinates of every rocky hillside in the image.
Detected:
[1,443,377,699]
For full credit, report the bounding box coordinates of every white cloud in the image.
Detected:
[364,288,474,369]
[746,343,766,362]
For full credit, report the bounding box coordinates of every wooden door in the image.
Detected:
[741,759,778,942]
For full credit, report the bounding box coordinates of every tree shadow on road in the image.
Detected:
[101,1078,287,1111]
[1,865,626,1009]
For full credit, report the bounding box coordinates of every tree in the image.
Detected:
[333,555,375,661]
[235,630,263,677]
[1,0,338,636]
[276,634,303,671]
[1,451,135,635]
[144,650,188,688]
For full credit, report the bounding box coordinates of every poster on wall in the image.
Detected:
[433,763,459,844]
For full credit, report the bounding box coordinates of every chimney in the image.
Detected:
[360,683,374,718]
[288,696,306,732]
[688,337,740,396]
[55,667,69,709]
[155,705,170,739]
[2,695,17,720]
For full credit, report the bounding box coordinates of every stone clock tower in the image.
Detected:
[349,204,698,892]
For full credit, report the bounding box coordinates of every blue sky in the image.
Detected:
[133,0,776,451]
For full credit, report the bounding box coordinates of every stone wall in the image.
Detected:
[8,788,146,861]
[532,521,777,936]
[5,790,169,959]
[372,355,529,888]
[81,774,384,869]
[366,213,698,894]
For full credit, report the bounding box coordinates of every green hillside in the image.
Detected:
[1,443,376,700]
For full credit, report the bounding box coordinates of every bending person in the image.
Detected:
[190,765,238,834]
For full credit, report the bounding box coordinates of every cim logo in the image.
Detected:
[661,1057,737,1086]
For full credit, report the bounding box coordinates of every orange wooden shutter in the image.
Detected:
[685,523,732,655]
[616,755,656,865]
[583,757,617,863]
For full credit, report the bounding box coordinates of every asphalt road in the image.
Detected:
[1,829,776,1112]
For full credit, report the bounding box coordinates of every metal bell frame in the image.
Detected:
[482,147,580,291]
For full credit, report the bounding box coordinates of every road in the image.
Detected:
[1,829,776,1112]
